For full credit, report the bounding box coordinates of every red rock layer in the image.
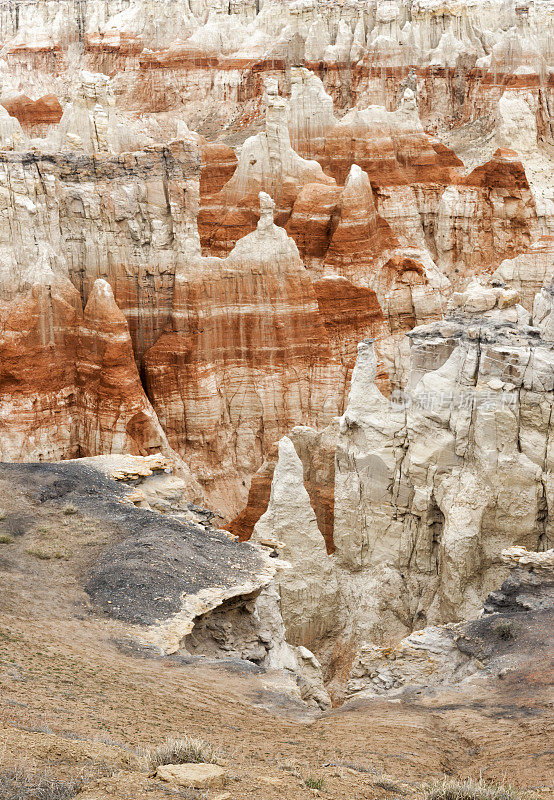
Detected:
[321,165,398,281]
[0,273,170,463]
[200,140,238,196]
[1,93,63,128]
[461,147,531,190]
[143,203,347,515]
[0,273,81,461]
[307,112,464,187]
[198,194,260,257]
[285,163,445,376]
[284,183,342,260]
[260,154,397,279]
[436,148,539,279]
[313,276,389,393]
[83,49,272,115]
[226,458,276,542]
[76,279,169,458]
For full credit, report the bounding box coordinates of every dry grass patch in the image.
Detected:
[0,767,80,800]
[374,777,407,794]
[23,517,110,562]
[426,778,538,800]
[305,776,325,790]
[25,545,68,560]
[136,735,220,773]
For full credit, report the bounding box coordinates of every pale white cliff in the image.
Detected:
[251,280,554,677]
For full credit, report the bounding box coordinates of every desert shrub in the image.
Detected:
[305,777,325,790]
[0,767,80,800]
[492,619,518,640]
[25,546,67,561]
[374,777,406,794]
[0,534,14,544]
[1,515,32,537]
[62,505,78,516]
[426,777,535,800]
[137,735,220,772]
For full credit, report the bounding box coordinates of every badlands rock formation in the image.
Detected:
[0,135,201,359]
[248,280,554,683]
[143,191,349,512]
[0,9,554,779]
[77,279,171,459]
[2,0,551,132]
[199,85,336,254]
[346,546,554,698]
[0,2,553,675]
[0,108,379,513]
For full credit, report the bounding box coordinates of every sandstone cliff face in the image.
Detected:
[196,68,546,399]
[248,281,554,678]
[0,0,553,535]
[492,236,554,310]
[346,545,554,699]
[0,116,384,516]
[144,193,347,514]
[436,148,540,283]
[0,268,81,461]
[252,436,340,650]
[288,80,544,290]
[0,138,201,361]
[77,279,170,458]
[1,0,551,140]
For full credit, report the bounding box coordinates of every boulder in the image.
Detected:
[156,763,227,789]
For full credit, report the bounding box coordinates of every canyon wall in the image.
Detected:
[248,279,554,687]
[1,0,552,134]
[0,0,552,520]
